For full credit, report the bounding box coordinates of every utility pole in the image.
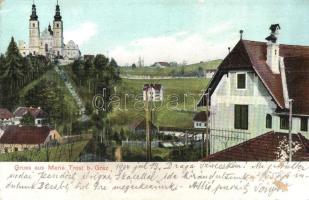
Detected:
[288,99,293,162]
[145,89,151,161]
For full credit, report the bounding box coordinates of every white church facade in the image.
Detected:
[18,2,81,61]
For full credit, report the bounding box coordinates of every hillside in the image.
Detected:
[18,68,80,135]
[120,59,221,77]
[109,78,209,130]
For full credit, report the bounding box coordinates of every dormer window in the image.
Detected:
[236,73,246,89]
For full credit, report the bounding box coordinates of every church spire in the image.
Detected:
[30,1,38,21]
[54,0,62,21]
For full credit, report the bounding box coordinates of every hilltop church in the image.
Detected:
[18,2,81,61]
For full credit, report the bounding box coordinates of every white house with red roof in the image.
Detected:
[0,108,13,126]
[143,84,163,102]
[13,107,48,127]
[198,24,309,154]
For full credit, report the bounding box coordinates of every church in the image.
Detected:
[18,2,81,61]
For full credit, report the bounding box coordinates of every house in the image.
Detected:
[202,131,309,161]
[143,84,163,102]
[198,24,309,154]
[204,69,217,78]
[0,108,13,126]
[193,111,207,129]
[13,107,48,126]
[129,118,158,136]
[152,62,171,68]
[0,125,61,153]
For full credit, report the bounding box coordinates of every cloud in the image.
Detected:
[109,22,238,66]
[64,22,98,46]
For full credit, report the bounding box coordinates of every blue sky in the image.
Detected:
[0,0,309,65]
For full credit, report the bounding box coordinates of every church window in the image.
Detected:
[56,23,59,28]
[32,23,35,28]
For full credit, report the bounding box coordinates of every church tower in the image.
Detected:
[29,3,40,55]
[53,1,64,57]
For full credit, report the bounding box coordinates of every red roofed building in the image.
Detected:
[0,108,13,125]
[198,24,309,154]
[193,111,207,129]
[143,84,163,102]
[0,125,61,153]
[13,107,48,127]
[202,131,309,161]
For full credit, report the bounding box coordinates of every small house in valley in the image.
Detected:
[13,107,48,126]
[143,84,163,102]
[152,62,171,68]
[193,111,207,129]
[0,108,13,126]
[129,118,158,136]
[0,125,61,153]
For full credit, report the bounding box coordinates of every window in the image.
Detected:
[56,23,59,28]
[234,105,248,130]
[280,116,289,130]
[301,117,308,132]
[32,23,35,28]
[237,73,246,89]
[266,114,272,129]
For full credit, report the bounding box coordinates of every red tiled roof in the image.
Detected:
[193,111,207,122]
[198,39,309,112]
[0,109,12,120]
[129,118,157,130]
[202,131,309,161]
[14,107,48,118]
[0,125,52,144]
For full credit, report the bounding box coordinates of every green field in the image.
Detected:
[109,78,209,129]
[0,140,90,162]
[120,59,221,77]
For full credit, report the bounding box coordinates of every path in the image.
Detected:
[54,66,89,122]
[120,74,208,80]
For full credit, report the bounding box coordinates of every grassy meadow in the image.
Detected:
[109,78,209,129]
[120,59,221,77]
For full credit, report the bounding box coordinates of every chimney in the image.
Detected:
[265,24,281,74]
[239,30,244,40]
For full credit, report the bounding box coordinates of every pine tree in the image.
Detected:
[3,37,23,94]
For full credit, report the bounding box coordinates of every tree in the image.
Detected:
[3,37,23,94]
[109,58,119,68]
[94,54,109,71]
[131,63,137,69]
[20,112,35,126]
[197,66,204,77]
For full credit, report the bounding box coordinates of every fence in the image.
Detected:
[122,140,160,149]
[208,128,250,154]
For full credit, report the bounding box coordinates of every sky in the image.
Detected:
[0,0,309,65]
